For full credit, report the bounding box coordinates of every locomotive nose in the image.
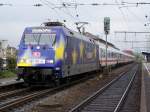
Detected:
[31,45,55,66]
[17,44,55,67]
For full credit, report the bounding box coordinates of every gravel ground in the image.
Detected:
[14,64,134,112]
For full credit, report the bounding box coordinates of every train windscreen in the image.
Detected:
[24,33,56,46]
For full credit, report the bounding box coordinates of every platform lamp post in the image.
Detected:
[104,17,110,74]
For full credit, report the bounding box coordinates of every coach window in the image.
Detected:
[101,49,103,57]
[109,52,111,58]
[102,49,105,58]
[111,52,113,58]
[107,51,109,58]
[110,52,111,58]
[118,54,120,59]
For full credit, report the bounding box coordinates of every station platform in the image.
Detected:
[141,62,150,112]
[0,77,23,87]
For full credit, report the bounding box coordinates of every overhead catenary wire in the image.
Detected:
[0,3,12,6]
[44,2,150,9]
[42,0,79,22]
[1,1,150,8]
[40,0,62,20]
[56,0,82,29]
[115,0,129,30]
[0,1,148,28]
[73,0,81,21]
[0,3,42,7]
[0,1,147,26]
[125,7,145,25]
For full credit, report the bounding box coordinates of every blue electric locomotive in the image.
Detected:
[17,22,100,84]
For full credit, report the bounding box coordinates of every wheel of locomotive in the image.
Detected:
[23,76,31,87]
[54,78,61,86]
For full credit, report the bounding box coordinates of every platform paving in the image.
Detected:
[140,62,150,112]
[0,77,23,86]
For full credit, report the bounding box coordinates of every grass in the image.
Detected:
[0,70,16,78]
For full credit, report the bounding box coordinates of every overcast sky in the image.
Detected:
[0,0,150,50]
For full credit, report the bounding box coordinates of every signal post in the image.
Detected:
[104,17,110,75]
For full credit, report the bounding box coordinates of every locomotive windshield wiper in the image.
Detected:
[37,34,42,45]
[32,33,41,45]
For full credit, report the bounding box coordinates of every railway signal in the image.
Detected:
[104,17,110,74]
[104,17,110,35]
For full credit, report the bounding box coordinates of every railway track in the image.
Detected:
[70,65,139,112]
[0,88,30,100]
[0,81,24,94]
[0,72,98,111]
[0,64,136,112]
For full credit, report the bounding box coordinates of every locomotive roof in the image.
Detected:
[26,26,96,44]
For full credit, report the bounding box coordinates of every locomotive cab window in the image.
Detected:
[24,33,56,47]
[39,34,56,46]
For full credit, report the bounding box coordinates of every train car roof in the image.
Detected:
[85,32,118,48]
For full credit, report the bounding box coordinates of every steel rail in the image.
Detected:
[0,88,30,99]
[0,72,97,111]
[69,71,127,112]
[0,88,54,110]
[69,65,137,112]
[113,66,138,112]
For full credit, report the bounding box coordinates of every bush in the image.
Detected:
[7,57,17,72]
[0,70,16,78]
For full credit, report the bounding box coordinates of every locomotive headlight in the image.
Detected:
[50,60,54,64]
[20,59,24,63]
[55,67,60,70]
[36,46,40,49]
[25,59,30,63]
[20,59,27,63]
[20,59,30,63]
[46,59,54,64]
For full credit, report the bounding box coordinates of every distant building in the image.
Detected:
[0,40,17,59]
[6,46,17,58]
[0,39,17,69]
[0,40,8,59]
